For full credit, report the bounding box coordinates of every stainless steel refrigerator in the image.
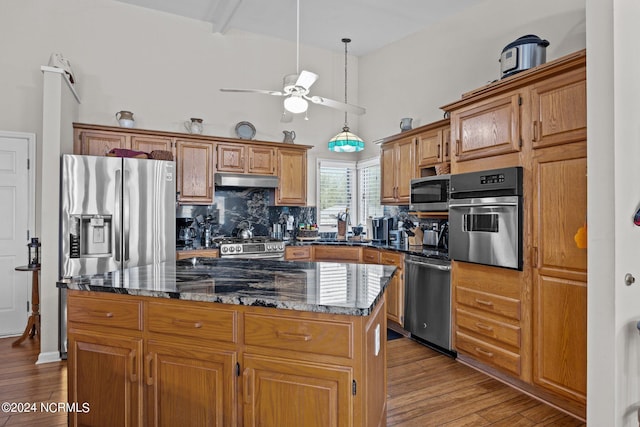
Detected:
[59,154,176,357]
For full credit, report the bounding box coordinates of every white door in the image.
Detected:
[0,132,35,337]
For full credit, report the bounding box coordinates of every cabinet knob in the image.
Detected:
[625,273,636,286]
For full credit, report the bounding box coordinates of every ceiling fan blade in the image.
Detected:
[280,110,293,123]
[295,70,318,90]
[220,88,285,96]
[309,96,366,115]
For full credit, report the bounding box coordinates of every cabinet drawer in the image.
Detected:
[457,286,520,321]
[362,248,380,264]
[245,313,353,359]
[68,294,142,331]
[147,302,237,343]
[456,331,521,376]
[313,246,360,262]
[379,251,403,267]
[285,245,312,260]
[456,308,520,348]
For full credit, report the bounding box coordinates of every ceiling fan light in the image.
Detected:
[284,96,308,114]
[328,127,364,152]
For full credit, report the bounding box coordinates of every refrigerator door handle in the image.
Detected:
[115,169,122,263]
[123,169,130,262]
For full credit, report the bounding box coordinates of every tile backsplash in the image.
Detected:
[177,188,315,238]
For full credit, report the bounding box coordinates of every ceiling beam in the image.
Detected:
[205,0,243,34]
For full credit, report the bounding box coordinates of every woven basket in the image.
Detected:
[435,162,450,175]
[149,150,174,161]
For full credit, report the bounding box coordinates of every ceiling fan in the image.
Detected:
[219,0,366,122]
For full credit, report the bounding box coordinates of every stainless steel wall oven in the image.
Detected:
[449,167,523,270]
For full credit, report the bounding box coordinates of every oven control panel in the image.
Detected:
[480,172,506,185]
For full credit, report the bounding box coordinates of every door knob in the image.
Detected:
[625,273,636,286]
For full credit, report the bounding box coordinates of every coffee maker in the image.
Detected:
[370,217,387,243]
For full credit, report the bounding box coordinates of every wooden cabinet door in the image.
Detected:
[380,137,415,204]
[248,146,275,175]
[530,68,587,149]
[313,245,361,262]
[532,142,587,404]
[176,140,214,204]
[217,143,246,172]
[416,129,443,167]
[77,130,129,156]
[442,125,451,163]
[276,148,307,206]
[285,245,312,261]
[131,135,173,154]
[146,341,237,427]
[68,332,143,427]
[380,251,404,326]
[452,92,521,162]
[395,138,414,203]
[242,354,352,427]
[380,143,397,203]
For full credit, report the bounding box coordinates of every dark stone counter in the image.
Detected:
[58,258,397,317]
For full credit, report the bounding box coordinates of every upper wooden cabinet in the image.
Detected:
[176,139,215,204]
[530,68,587,149]
[380,136,414,204]
[75,130,129,156]
[73,123,311,206]
[416,122,451,168]
[216,143,276,175]
[450,91,522,163]
[276,147,307,206]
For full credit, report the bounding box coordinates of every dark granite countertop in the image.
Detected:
[58,258,397,317]
[287,239,450,261]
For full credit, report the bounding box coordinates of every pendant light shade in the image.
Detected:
[328,126,365,152]
[328,38,364,152]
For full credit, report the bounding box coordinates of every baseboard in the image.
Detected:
[36,351,62,364]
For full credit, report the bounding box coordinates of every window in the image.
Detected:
[357,158,383,226]
[317,160,356,230]
[317,158,382,233]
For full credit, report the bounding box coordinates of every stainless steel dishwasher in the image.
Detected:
[404,255,453,353]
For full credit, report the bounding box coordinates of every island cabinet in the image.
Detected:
[67,288,387,427]
[72,123,312,207]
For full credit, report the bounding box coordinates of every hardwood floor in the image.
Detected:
[387,338,585,426]
[0,336,584,426]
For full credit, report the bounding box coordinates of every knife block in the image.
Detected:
[408,227,423,246]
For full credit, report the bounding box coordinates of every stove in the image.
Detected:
[217,237,285,259]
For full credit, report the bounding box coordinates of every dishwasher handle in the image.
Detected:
[405,257,451,272]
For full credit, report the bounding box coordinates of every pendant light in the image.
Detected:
[328,38,364,153]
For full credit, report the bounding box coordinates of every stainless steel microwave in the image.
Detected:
[410,175,450,212]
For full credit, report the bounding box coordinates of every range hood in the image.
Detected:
[214,173,279,188]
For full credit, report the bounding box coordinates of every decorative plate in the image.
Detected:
[235,121,256,140]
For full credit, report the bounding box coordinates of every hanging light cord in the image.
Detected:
[342,38,350,129]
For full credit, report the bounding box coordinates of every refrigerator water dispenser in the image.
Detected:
[69,215,112,258]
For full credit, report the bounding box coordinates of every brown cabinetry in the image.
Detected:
[380,137,414,204]
[73,123,311,207]
[216,143,276,175]
[379,250,404,327]
[531,141,587,408]
[276,147,307,206]
[176,139,215,204]
[284,245,312,261]
[313,245,361,263]
[443,50,587,419]
[450,91,522,163]
[416,122,451,168]
[67,289,387,427]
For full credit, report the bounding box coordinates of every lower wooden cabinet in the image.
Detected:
[379,250,405,327]
[67,290,387,427]
[145,341,237,427]
[67,332,143,427]
[242,354,352,427]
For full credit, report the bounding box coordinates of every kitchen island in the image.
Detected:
[61,258,395,427]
